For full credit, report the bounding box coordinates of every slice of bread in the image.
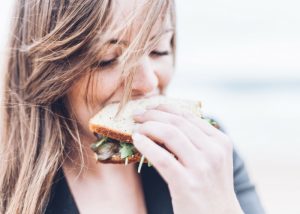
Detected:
[89,95,202,142]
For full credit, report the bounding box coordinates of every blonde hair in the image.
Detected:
[0,0,176,213]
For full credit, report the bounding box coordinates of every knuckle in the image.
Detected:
[170,115,185,126]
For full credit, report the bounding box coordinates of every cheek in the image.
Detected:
[155,56,174,89]
[67,70,122,139]
[92,69,122,105]
[67,82,96,141]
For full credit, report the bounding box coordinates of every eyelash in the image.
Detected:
[97,58,117,67]
[150,50,170,56]
[96,50,170,68]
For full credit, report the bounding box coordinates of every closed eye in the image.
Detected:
[150,50,170,57]
[92,58,118,68]
[92,50,170,68]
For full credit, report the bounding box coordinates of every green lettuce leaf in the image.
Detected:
[119,143,134,159]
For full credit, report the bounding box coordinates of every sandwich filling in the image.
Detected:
[90,117,219,163]
[90,134,138,162]
[90,133,149,172]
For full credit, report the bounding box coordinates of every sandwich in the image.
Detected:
[89,96,219,172]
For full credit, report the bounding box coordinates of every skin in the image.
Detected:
[65,0,244,213]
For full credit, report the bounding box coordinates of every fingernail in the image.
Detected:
[132,108,146,116]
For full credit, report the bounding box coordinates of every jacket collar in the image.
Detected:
[46,164,173,214]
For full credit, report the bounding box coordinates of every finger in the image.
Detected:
[136,121,197,166]
[132,133,186,185]
[133,109,210,150]
[151,104,222,136]
[152,104,231,147]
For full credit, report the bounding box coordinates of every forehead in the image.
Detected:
[115,0,142,17]
[112,0,172,40]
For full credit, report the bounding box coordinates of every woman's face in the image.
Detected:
[67,0,174,142]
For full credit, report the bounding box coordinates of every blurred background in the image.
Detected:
[1,1,300,213]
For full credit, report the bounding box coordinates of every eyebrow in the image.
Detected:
[108,28,174,46]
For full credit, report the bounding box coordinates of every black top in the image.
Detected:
[45,149,265,214]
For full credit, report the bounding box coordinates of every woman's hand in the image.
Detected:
[132,104,244,214]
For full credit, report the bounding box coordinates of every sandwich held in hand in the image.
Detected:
[89,96,219,171]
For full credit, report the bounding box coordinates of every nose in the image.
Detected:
[131,56,159,95]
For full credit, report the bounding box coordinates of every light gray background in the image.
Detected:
[1,1,300,213]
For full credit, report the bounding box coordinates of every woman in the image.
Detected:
[0,0,265,213]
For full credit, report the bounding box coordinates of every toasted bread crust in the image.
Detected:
[97,152,147,164]
[89,124,132,143]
